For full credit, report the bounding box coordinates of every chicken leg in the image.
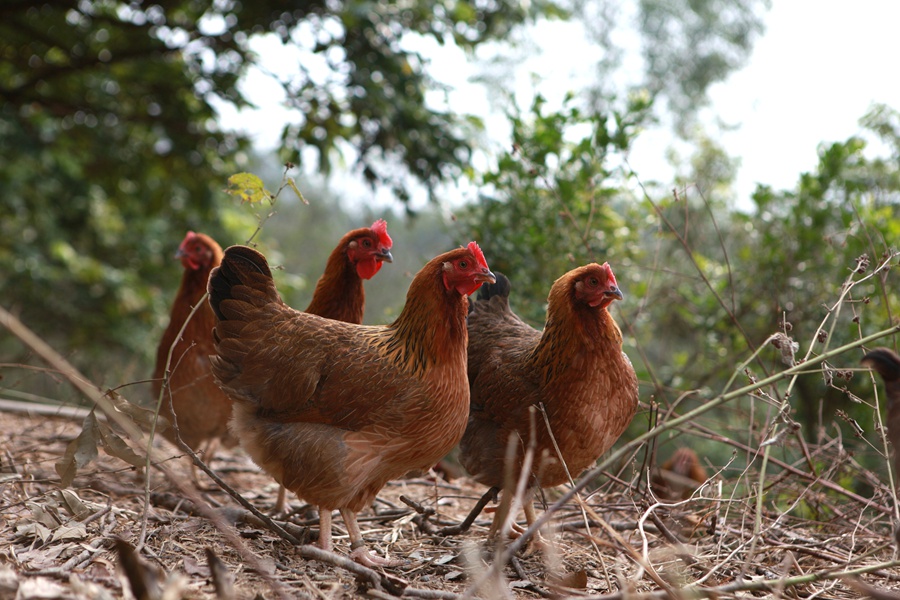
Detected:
[340,509,402,567]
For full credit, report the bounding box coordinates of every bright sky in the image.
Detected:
[217,2,900,209]
[702,2,900,201]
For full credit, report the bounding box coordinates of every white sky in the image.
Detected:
[216,2,900,210]
[702,2,900,201]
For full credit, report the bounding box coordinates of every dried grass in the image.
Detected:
[1,184,898,598]
[2,369,900,600]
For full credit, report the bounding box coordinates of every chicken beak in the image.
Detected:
[377,249,394,263]
[474,269,496,285]
[605,285,624,301]
[174,248,187,260]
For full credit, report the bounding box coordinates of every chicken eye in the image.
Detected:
[362,239,372,247]
[589,277,599,286]
[458,260,468,269]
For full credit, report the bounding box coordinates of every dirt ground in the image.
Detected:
[1,405,899,599]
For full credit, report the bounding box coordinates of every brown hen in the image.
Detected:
[273,218,393,513]
[152,231,235,453]
[458,264,639,536]
[651,447,708,500]
[304,218,393,323]
[208,242,494,566]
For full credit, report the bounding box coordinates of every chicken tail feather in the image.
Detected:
[468,271,510,316]
[208,245,279,321]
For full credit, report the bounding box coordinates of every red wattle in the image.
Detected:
[356,259,382,280]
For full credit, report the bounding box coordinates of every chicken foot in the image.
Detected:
[341,508,403,567]
[487,489,549,553]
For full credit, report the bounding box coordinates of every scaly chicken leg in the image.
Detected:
[341,509,402,567]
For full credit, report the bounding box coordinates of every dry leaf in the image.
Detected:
[206,548,235,600]
[547,568,589,590]
[97,421,146,467]
[70,574,117,600]
[0,566,18,596]
[15,522,52,544]
[15,577,67,599]
[55,411,100,487]
[182,556,208,577]
[57,489,93,521]
[434,553,456,565]
[26,500,62,529]
[843,576,900,599]
[105,389,167,432]
[49,522,88,543]
[15,546,65,569]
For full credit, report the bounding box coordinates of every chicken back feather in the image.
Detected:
[208,242,494,565]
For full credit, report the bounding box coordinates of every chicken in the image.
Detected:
[272,218,394,513]
[303,218,393,323]
[207,242,495,565]
[861,348,900,489]
[458,264,639,536]
[651,447,708,500]
[152,231,235,453]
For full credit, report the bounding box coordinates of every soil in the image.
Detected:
[1,406,898,599]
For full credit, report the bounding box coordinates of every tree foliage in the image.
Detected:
[0,0,554,383]
[459,98,899,471]
[459,90,653,323]
[635,0,770,127]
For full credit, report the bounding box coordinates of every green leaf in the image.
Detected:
[225,173,272,204]
[286,178,308,204]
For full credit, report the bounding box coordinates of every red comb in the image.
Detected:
[467,241,489,269]
[179,231,197,249]
[371,219,392,248]
[601,262,618,286]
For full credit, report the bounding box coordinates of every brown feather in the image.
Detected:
[460,264,639,494]
[208,244,493,534]
[304,223,392,323]
[651,447,707,500]
[152,232,235,450]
